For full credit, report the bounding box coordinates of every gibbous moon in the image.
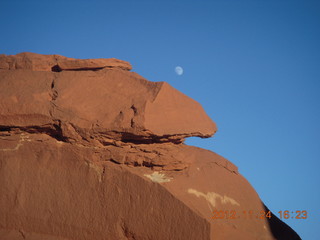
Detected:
[175,66,183,75]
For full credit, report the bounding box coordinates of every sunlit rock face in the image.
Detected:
[0,53,300,240]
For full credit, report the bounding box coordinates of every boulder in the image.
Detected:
[0,53,301,240]
[0,57,216,144]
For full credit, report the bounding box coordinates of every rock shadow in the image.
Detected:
[263,203,301,240]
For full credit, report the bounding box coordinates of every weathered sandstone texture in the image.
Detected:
[0,53,300,240]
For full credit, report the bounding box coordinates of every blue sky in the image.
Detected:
[1,0,319,239]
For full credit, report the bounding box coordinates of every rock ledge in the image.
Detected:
[0,52,132,72]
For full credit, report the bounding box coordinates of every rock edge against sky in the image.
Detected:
[0,53,300,239]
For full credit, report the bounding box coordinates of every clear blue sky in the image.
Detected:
[1,0,319,239]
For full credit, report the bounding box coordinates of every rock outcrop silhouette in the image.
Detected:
[0,53,300,240]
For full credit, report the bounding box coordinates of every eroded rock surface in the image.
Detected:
[0,53,216,146]
[0,53,301,240]
[0,52,132,72]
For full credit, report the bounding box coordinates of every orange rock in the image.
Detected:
[0,52,73,71]
[0,53,301,240]
[0,52,131,72]
[0,54,217,143]
[57,58,132,71]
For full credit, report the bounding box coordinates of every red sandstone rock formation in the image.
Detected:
[0,53,300,240]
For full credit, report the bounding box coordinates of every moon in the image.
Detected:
[175,66,183,75]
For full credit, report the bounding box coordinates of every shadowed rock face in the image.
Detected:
[0,53,300,240]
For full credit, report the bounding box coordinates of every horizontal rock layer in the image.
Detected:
[0,52,132,72]
[0,54,216,144]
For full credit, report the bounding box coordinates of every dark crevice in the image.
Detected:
[99,140,115,146]
[120,132,183,144]
[130,105,137,128]
[51,90,58,101]
[51,123,66,141]
[51,65,61,72]
[110,159,121,165]
[122,223,137,240]
[66,67,105,71]
[0,126,11,132]
[0,124,68,142]
[133,162,140,167]
[50,75,58,101]
[19,230,26,239]
[51,65,105,72]
[141,161,163,169]
[130,105,137,115]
